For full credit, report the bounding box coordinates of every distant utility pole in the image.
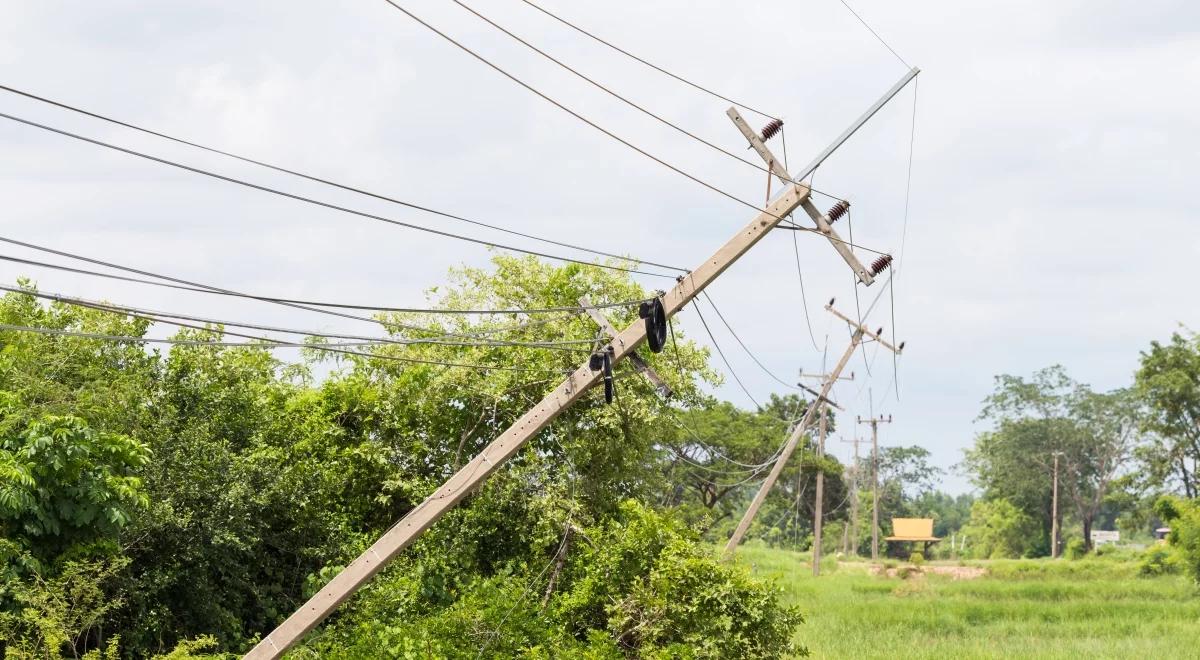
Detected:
[1051,450,1063,559]
[724,303,901,556]
[840,436,869,556]
[800,371,852,577]
[857,414,893,561]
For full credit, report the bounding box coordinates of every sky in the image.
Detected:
[1,0,1198,493]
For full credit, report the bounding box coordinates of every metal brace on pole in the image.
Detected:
[580,295,671,398]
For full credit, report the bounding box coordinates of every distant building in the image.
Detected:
[1154,527,1171,542]
[885,518,940,559]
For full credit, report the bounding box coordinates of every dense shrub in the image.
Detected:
[1063,538,1087,560]
[1155,496,1200,583]
[1138,544,1183,577]
[909,551,925,566]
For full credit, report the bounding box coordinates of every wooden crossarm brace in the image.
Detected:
[579,296,671,398]
[797,383,843,411]
[727,107,875,285]
[824,302,903,354]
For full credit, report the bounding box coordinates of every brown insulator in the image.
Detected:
[759,118,784,142]
[869,254,894,276]
[826,200,850,224]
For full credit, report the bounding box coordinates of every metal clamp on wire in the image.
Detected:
[589,346,616,404]
[639,297,667,353]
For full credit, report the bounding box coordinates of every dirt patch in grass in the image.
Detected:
[870,564,987,580]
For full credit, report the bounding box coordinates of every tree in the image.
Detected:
[1136,330,1200,497]
[960,499,1038,559]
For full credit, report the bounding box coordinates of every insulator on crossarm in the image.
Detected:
[869,254,894,276]
[826,201,850,224]
[759,119,783,142]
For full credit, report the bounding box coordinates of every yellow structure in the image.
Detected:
[886,518,940,542]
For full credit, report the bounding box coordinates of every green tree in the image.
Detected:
[1136,330,1200,497]
[960,498,1038,559]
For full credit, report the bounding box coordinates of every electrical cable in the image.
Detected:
[0,110,677,279]
[700,291,799,391]
[690,301,762,410]
[0,251,648,317]
[0,283,594,351]
[450,0,792,181]
[0,235,586,342]
[0,322,570,374]
[379,0,790,222]
[517,0,779,120]
[834,0,911,69]
[781,127,822,352]
[0,83,684,275]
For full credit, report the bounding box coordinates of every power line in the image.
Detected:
[0,235,574,342]
[0,322,570,374]
[0,84,685,275]
[0,283,593,351]
[0,251,649,317]
[450,0,787,180]
[834,0,911,69]
[517,0,779,120]
[690,301,762,410]
[701,291,799,391]
[380,0,786,221]
[0,110,677,279]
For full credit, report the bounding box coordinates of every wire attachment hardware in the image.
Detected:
[869,254,893,276]
[826,200,850,224]
[639,298,667,353]
[759,118,783,142]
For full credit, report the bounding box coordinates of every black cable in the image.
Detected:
[781,128,822,352]
[701,291,798,391]
[0,251,648,317]
[0,84,685,275]
[0,284,593,351]
[690,301,761,410]
[379,0,784,221]
[0,235,565,342]
[517,0,779,120]
[450,0,787,180]
[0,110,676,279]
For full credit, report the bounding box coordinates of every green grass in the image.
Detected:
[733,543,1200,659]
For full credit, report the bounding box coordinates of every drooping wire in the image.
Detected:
[834,0,911,69]
[0,251,649,317]
[0,235,589,342]
[0,284,594,351]
[516,0,779,121]
[700,291,798,391]
[781,128,821,352]
[690,302,761,410]
[0,110,677,279]
[0,323,570,374]
[0,84,684,275]
[448,0,786,180]
[379,0,794,222]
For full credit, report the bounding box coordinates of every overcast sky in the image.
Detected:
[2,1,1197,492]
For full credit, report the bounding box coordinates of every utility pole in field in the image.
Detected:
[799,371,853,577]
[857,414,893,561]
[840,436,869,555]
[1051,450,1063,559]
[245,67,920,659]
[724,303,901,556]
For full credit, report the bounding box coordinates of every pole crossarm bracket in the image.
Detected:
[825,301,904,354]
[580,295,671,398]
[727,107,876,286]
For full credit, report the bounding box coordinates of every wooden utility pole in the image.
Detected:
[724,304,900,556]
[803,372,851,577]
[857,414,893,561]
[245,68,919,660]
[1051,451,1062,559]
[840,436,868,555]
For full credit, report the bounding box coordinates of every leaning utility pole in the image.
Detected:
[246,67,919,659]
[801,371,851,577]
[724,304,901,556]
[858,414,893,561]
[840,436,869,555]
[1051,450,1063,559]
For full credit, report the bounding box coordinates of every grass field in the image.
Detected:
[735,543,1200,659]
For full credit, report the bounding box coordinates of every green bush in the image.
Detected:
[909,551,925,566]
[1155,496,1200,584]
[1138,544,1183,577]
[1064,538,1087,560]
[961,499,1038,559]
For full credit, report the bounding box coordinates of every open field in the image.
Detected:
[736,544,1200,659]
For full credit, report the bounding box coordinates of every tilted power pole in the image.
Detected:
[246,68,919,660]
[1051,450,1063,559]
[724,303,901,556]
[858,414,893,561]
